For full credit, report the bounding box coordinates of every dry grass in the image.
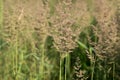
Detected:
[49,0,91,54]
[92,0,118,59]
[0,0,120,80]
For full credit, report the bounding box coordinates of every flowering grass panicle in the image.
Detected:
[49,0,91,54]
[93,0,118,58]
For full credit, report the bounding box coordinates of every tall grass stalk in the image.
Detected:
[59,54,62,80]
[15,31,18,80]
[65,54,70,80]
[40,44,45,80]
[113,62,115,80]
[59,53,65,80]
[39,37,47,80]
[89,48,95,80]
[59,53,71,80]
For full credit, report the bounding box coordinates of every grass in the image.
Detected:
[0,0,3,29]
[0,0,120,80]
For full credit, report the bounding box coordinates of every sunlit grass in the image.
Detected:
[0,0,120,80]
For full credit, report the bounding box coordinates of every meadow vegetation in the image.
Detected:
[0,0,120,80]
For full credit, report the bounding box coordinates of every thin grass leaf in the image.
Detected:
[77,41,88,49]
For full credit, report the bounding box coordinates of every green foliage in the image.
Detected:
[0,0,119,80]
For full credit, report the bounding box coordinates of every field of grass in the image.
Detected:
[0,0,120,80]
